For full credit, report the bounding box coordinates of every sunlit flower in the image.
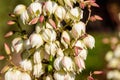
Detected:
[83,34,95,49]
[43,75,53,80]
[71,22,86,39]
[33,63,44,78]
[20,59,32,71]
[12,37,23,53]
[20,72,31,80]
[14,4,26,15]
[29,33,44,48]
[54,71,66,80]
[41,28,56,43]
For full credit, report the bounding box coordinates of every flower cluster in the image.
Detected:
[104,37,120,80]
[2,0,97,80]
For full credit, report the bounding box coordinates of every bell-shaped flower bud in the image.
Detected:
[12,37,23,53]
[83,34,95,49]
[5,68,21,80]
[33,63,44,78]
[54,71,66,80]
[45,42,59,57]
[41,28,56,43]
[14,4,26,15]
[78,49,88,60]
[20,59,32,71]
[20,10,29,24]
[74,56,85,73]
[75,40,85,49]
[33,49,44,64]
[54,6,66,21]
[20,72,31,80]
[54,56,63,71]
[62,56,75,71]
[71,21,85,39]
[29,33,44,48]
[69,7,81,21]
[28,2,42,17]
[61,31,71,48]
[43,75,53,80]
[45,1,58,15]
[66,72,76,80]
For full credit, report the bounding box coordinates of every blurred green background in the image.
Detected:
[0,0,120,80]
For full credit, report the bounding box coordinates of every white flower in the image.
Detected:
[45,1,58,15]
[28,2,42,17]
[12,37,23,53]
[29,33,44,48]
[41,28,56,43]
[20,72,31,80]
[5,68,21,80]
[62,56,75,71]
[71,22,85,39]
[107,70,120,80]
[108,58,119,68]
[66,72,76,80]
[54,6,66,21]
[114,44,120,58]
[54,71,66,80]
[74,56,85,73]
[78,49,88,60]
[61,31,71,48]
[45,42,58,56]
[33,63,44,78]
[83,34,95,49]
[105,51,113,62]
[33,49,44,64]
[20,10,29,24]
[14,4,26,15]
[75,40,85,49]
[69,7,81,21]
[20,59,32,71]
[54,56,63,71]
[64,0,73,8]
[43,75,53,80]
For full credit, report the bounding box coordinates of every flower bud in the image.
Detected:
[28,2,42,17]
[56,48,64,57]
[78,49,88,60]
[20,72,31,80]
[83,34,95,49]
[61,31,71,48]
[74,56,85,73]
[64,0,73,8]
[20,59,32,71]
[23,39,31,50]
[43,75,53,80]
[12,37,23,53]
[54,6,66,21]
[29,33,44,48]
[14,4,26,15]
[45,42,58,57]
[20,10,29,24]
[33,63,44,78]
[39,15,44,23]
[54,71,66,80]
[45,1,58,15]
[33,49,44,64]
[5,68,21,80]
[41,28,56,43]
[62,56,74,71]
[66,72,76,80]
[54,56,63,71]
[71,22,85,39]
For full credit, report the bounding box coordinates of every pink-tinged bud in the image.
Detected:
[61,31,70,48]
[87,76,94,80]
[74,56,85,73]
[4,31,13,38]
[14,4,26,15]
[49,19,57,29]
[83,34,95,49]
[39,15,44,23]
[9,13,16,17]
[0,65,9,74]
[0,55,5,60]
[28,17,39,25]
[93,71,103,75]
[7,20,15,25]
[74,46,83,56]
[4,43,11,55]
